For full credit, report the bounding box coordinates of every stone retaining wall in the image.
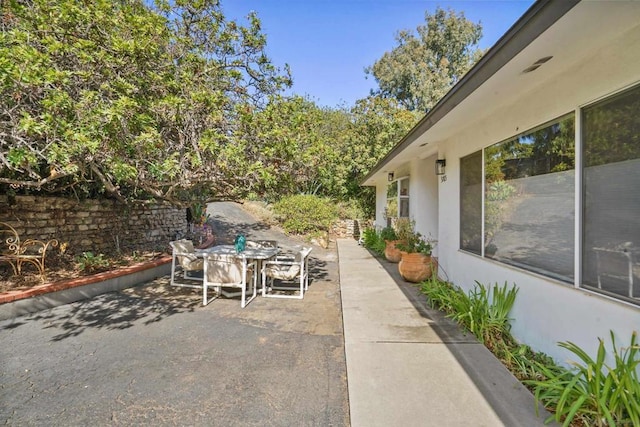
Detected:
[0,195,187,255]
[331,219,372,239]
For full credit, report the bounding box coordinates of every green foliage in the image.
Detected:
[527,331,640,427]
[190,203,210,225]
[393,217,415,242]
[75,252,110,272]
[379,226,398,241]
[486,180,516,202]
[366,7,484,112]
[336,199,365,220]
[448,281,518,345]
[1,0,290,203]
[396,232,435,255]
[420,277,464,314]
[421,277,640,426]
[362,228,387,256]
[273,194,338,235]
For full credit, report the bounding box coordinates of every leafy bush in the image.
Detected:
[75,252,110,272]
[273,194,338,235]
[448,281,518,346]
[420,277,464,314]
[362,228,386,256]
[336,199,365,220]
[527,331,640,427]
[379,226,397,241]
[396,232,435,255]
[486,180,516,201]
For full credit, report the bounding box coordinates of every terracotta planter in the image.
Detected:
[398,252,434,283]
[384,240,403,263]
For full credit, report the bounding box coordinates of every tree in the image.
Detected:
[0,0,291,204]
[366,7,483,112]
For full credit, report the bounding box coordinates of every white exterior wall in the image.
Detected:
[436,59,640,364]
[409,155,439,249]
[374,180,387,230]
[368,4,640,364]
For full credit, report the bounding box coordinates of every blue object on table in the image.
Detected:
[234,234,246,253]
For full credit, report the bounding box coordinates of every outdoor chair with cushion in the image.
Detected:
[169,239,204,288]
[261,247,312,299]
[203,253,257,308]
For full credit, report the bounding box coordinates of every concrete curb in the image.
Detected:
[0,256,172,321]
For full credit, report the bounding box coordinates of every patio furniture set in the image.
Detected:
[169,238,312,308]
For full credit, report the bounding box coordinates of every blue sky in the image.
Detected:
[223,0,535,108]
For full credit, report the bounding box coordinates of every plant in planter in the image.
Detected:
[396,231,437,283]
[381,226,403,263]
[383,218,415,263]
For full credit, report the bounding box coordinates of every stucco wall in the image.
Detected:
[387,14,640,364]
[434,85,640,362]
[0,195,187,255]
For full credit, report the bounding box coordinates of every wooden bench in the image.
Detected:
[0,222,58,276]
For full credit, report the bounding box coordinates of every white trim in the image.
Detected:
[574,106,582,288]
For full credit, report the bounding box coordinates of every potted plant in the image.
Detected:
[396,231,436,283]
[381,226,402,262]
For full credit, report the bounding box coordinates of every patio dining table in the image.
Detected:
[196,244,279,290]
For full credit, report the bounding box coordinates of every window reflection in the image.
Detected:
[582,85,640,302]
[484,116,575,281]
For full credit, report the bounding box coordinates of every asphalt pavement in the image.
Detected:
[0,202,348,426]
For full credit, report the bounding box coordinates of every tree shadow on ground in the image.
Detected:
[2,277,199,341]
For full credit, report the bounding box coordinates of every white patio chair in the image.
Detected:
[169,239,204,288]
[203,253,257,308]
[261,247,312,299]
[246,240,278,250]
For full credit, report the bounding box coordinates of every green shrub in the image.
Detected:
[362,228,386,256]
[273,194,338,235]
[448,281,518,346]
[336,199,365,219]
[420,277,464,315]
[527,331,640,427]
[379,226,397,241]
[75,252,110,272]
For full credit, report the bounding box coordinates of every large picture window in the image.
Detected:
[484,116,575,281]
[458,84,640,305]
[582,85,640,301]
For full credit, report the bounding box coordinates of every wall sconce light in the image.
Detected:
[435,159,446,175]
[388,172,394,182]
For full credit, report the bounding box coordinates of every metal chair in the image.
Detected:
[203,253,257,308]
[261,247,312,299]
[169,239,204,288]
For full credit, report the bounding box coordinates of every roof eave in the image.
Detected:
[360,0,580,186]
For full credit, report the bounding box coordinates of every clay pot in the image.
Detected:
[398,252,434,283]
[384,240,403,263]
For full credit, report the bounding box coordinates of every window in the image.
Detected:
[386,177,410,222]
[582,85,640,301]
[484,116,575,281]
[460,151,482,255]
[458,84,640,305]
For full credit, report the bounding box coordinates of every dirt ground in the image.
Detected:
[0,249,167,294]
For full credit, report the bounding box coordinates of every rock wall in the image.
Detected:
[0,195,187,255]
[331,219,372,239]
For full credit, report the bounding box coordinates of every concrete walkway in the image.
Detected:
[338,238,549,427]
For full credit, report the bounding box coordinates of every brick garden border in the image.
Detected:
[0,256,172,321]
